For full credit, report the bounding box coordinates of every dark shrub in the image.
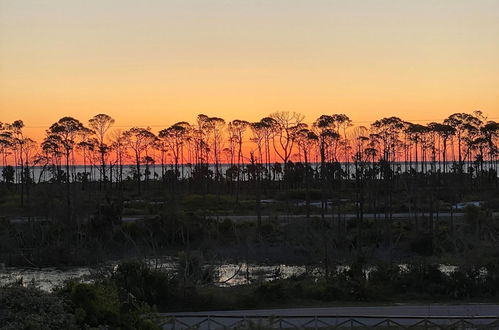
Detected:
[67,282,121,327]
[255,281,288,301]
[112,261,178,308]
[0,284,77,330]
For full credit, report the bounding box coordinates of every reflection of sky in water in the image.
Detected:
[0,267,92,291]
[0,261,477,292]
[215,264,319,287]
[0,260,313,291]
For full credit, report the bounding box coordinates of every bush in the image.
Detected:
[398,263,447,297]
[0,284,77,330]
[67,282,121,327]
[255,281,288,301]
[409,233,434,256]
[112,261,178,309]
[447,265,484,298]
[59,279,161,330]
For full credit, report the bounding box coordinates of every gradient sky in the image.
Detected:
[1,0,498,140]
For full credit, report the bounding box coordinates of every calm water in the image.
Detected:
[0,259,310,291]
[0,259,462,292]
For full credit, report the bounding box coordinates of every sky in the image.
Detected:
[1,0,498,141]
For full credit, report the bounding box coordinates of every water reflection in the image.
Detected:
[0,260,315,291]
[0,260,468,292]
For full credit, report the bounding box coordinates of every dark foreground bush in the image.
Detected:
[5,259,499,327]
[0,279,161,329]
[246,261,499,308]
[112,261,178,309]
[109,260,499,311]
[0,284,77,330]
[58,268,163,329]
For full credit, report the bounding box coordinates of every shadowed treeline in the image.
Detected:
[1,111,498,208]
[1,111,498,185]
[0,110,498,270]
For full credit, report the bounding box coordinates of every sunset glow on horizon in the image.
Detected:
[1,0,499,142]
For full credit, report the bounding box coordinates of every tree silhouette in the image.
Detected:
[206,117,225,182]
[444,113,482,173]
[481,121,499,174]
[0,122,14,172]
[406,123,429,173]
[89,114,115,186]
[228,119,249,203]
[270,111,304,164]
[123,127,157,194]
[109,129,127,186]
[159,122,191,179]
[313,115,340,218]
[47,117,86,219]
[295,127,318,218]
[428,122,455,174]
[76,126,96,187]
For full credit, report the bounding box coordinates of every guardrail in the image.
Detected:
[159,314,499,329]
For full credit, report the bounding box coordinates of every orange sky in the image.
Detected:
[1,0,498,142]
